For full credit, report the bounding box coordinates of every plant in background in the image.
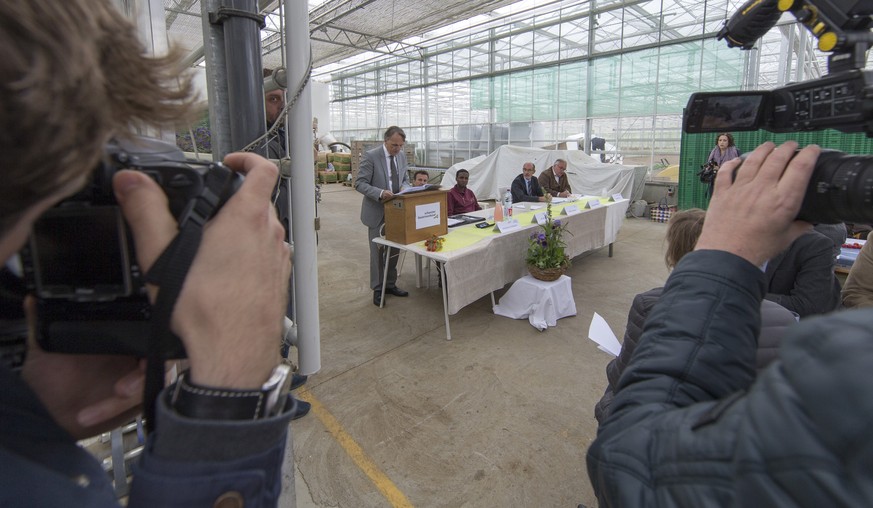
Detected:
[525,195,570,271]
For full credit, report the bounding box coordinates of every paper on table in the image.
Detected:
[588,312,621,356]
[447,218,464,227]
[530,204,544,210]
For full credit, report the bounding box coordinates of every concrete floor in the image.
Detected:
[286,184,671,508]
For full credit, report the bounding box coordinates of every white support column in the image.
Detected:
[284,0,321,376]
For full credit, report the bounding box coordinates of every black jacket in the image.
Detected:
[593,287,797,424]
[587,250,873,506]
[510,174,543,203]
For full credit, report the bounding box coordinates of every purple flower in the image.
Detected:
[553,219,561,227]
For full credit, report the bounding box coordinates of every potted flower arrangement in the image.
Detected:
[525,196,570,281]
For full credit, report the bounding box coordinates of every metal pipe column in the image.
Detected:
[284,0,321,375]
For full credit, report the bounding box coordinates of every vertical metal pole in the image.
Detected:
[201,0,232,159]
[222,0,267,153]
[285,0,321,376]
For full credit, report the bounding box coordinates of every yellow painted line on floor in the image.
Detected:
[296,388,414,508]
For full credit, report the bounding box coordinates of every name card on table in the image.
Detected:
[560,204,580,216]
[609,193,623,202]
[531,212,548,225]
[585,199,602,209]
[493,219,521,233]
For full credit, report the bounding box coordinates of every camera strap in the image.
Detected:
[141,170,233,433]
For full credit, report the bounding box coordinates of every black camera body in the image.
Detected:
[682,0,873,224]
[18,136,242,357]
[683,70,873,136]
[697,159,719,184]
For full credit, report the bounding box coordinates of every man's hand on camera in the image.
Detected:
[695,141,820,266]
[20,298,146,439]
[115,152,291,391]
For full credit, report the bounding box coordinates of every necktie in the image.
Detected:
[526,180,531,194]
[390,155,400,193]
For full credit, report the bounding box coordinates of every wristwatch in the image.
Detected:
[170,363,293,420]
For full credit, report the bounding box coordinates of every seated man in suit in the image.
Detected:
[447,169,481,216]
[411,170,429,187]
[511,162,546,203]
[354,126,411,306]
[538,159,571,198]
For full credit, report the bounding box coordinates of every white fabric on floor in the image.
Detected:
[493,275,577,331]
[440,145,635,201]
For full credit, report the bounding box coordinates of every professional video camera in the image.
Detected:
[682,0,873,223]
[16,136,242,357]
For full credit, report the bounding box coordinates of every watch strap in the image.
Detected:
[170,366,290,420]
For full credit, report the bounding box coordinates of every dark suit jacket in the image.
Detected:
[354,145,410,228]
[511,174,543,203]
[764,229,841,317]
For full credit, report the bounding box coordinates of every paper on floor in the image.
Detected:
[588,312,621,356]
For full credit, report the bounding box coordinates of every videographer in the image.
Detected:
[701,132,741,197]
[587,141,873,505]
[1,1,295,506]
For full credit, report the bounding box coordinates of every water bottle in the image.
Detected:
[502,190,513,219]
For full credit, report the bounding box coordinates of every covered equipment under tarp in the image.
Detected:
[439,145,634,201]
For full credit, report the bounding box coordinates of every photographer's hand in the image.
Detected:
[21,297,146,439]
[695,141,820,266]
[115,153,291,390]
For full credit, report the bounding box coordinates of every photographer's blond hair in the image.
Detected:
[0,0,198,234]
[664,208,706,269]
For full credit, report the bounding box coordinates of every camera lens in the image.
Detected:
[798,150,873,224]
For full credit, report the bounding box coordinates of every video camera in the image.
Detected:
[682,0,873,223]
[17,136,242,357]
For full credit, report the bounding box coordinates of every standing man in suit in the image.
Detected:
[511,162,547,203]
[355,126,411,306]
[538,159,572,198]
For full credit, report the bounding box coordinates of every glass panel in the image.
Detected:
[559,19,589,61]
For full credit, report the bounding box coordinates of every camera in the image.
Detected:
[17,136,243,357]
[697,159,719,184]
[682,0,873,223]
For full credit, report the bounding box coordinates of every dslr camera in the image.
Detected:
[697,159,719,184]
[682,0,873,223]
[17,136,242,357]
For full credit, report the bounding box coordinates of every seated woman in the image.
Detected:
[594,208,797,424]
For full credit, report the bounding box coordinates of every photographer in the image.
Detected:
[1,1,294,506]
[700,132,741,197]
[588,141,873,505]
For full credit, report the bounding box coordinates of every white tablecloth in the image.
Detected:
[493,275,577,330]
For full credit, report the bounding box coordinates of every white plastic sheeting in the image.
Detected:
[439,145,636,201]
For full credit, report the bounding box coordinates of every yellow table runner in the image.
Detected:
[421,197,611,253]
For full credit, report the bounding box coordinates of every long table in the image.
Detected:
[373,197,629,340]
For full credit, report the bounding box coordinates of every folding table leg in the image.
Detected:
[440,261,451,341]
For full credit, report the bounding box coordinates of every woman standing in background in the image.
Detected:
[708,132,741,167]
[703,132,741,197]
